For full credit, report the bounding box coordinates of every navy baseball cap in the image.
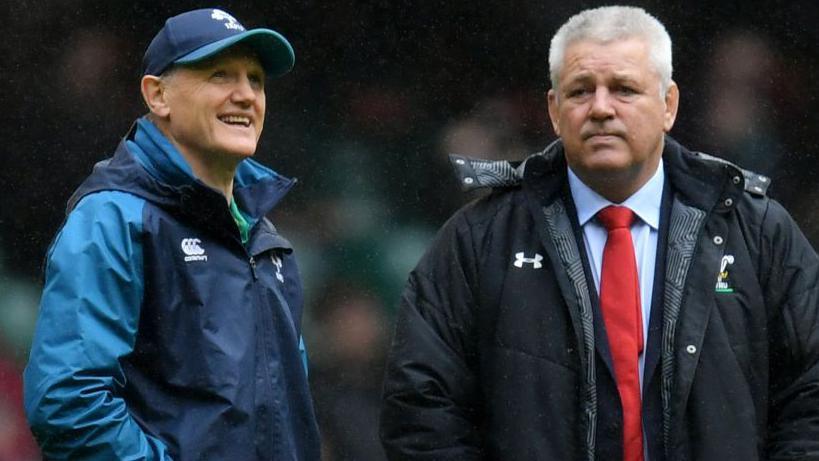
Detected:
[142,8,295,77]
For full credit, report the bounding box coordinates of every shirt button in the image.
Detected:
[713,235,724,245]
[686,345,697,354]
[464,177,474,185]
[723,198,733,207]
[732,176,741,185]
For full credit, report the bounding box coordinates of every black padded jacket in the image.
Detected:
[381,138,819,461]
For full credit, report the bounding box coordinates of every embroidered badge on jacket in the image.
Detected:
[715,254,734,293]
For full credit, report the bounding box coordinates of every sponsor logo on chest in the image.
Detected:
[181,238,208,262]
[513,251,543,269]
[715,254,734,293]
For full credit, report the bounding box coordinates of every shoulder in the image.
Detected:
[680,149,804,253]
[688,151,777,227]
[691,151,772,198]
[51,191,146,260]
[448,141,560,193]
[71,190,146,221]
[446,144,563,230]
[443,187,527,243]
[414,187,529,284]
[64,191,146,237]
[43,192,147,307]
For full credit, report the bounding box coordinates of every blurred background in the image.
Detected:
[2,0,818,459]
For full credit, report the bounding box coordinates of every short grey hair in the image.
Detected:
[549,6,673,95]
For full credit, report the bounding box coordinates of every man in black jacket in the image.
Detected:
[380,6,819,461]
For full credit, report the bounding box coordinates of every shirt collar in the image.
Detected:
[568,159,664,229]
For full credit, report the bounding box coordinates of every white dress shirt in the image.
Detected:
[567,160,664,387]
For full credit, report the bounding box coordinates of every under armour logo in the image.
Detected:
[513,252,543,269]
[211,9,245,31]
[271,254,284,283]
[181,238,208,262]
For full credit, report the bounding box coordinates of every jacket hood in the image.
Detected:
[66,117,296,221]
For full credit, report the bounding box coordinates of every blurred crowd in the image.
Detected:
[3,1,818,459]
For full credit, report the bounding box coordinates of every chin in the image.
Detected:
[571,160,637,186]
[583,149,633,169]
[229,149,257,159]
[217,140,258,159]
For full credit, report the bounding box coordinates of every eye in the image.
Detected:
[566,87,590,98]
[248,73,265,90]
[210,70,227,80]
[616,85,638,96]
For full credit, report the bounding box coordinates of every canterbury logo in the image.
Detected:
[513,252,543,269]
[181,238,208,262]
[211,9,244,31]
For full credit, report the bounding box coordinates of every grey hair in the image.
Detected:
[549,6,673,96]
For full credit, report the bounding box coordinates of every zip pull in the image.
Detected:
[249,256,258,280]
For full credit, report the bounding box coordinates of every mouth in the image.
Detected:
[218,115,252,128]
[583,132,623,141]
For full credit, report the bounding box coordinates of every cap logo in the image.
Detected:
[211,9,245,31]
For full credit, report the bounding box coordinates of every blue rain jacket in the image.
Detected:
[24,117,321,460]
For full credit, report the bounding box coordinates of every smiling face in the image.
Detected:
[151,46,266,168]
[548,37,678,202]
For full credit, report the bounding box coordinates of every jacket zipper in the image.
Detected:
[249,255,258,280]
[246,245,285,456]
[247,251,278,455]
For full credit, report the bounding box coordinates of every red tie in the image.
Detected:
[597,206,644,461]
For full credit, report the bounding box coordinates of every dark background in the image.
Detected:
[1,1,818,459]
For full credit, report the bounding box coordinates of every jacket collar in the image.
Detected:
[661,137,730,212]
[520,136,745,214]
[68,117,296,222]
[568,159,664,228]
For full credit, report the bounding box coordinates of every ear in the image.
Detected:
[547,89,561,136]
[662,81,679,132]
[141,75,171,118]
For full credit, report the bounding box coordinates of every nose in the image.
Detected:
[231,74,257,105]
[589,87,615,120]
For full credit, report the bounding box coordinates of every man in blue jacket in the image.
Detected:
[24,8,320,460]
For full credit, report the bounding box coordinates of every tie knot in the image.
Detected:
[597,206,635,230]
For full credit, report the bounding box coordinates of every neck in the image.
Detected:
[570,142,663,204]
[586,175,645,204]
[178,148,237,204]
[574,159,660,204]
[149,116,238,204]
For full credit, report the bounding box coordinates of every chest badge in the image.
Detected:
[715,254,735,293]
[514,252,543,269]
[181,238,208,262]
[271,254,285,283]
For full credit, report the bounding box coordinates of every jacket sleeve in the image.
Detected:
[23,191,173,460]
[762,200,819,460]
[380,209,484,460]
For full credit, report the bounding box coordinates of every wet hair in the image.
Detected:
[549,6,673,95]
